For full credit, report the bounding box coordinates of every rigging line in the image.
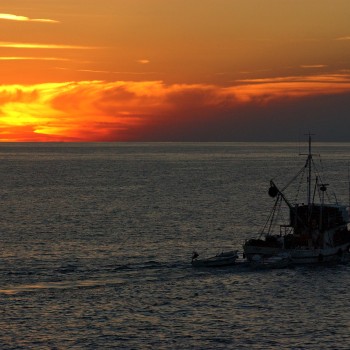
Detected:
[260,195,281,237]
[280,165,307,192]
[311,158,333,203]
[316,178,322,203]
[314,157,333,202]
[312,157,326,185]
[294,166,306,203]
[312,176,318,204]
[267,195,282,235]
[275,194,285,227]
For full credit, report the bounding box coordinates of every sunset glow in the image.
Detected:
[1,1,350,141]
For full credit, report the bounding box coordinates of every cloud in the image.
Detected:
[236,74,350,84]
[0,13,59,23]
[229,74,350,104]
[0,42,97,49]
[0,56,71,61]
[77,69,111,74]
[137,59,150,64]
[300,65,327,69]
[336,36,350,41]
[1,74,350,142]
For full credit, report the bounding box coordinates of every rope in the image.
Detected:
[294,166,306,203]
[260,194,282,237]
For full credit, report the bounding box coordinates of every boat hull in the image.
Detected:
[250,253,292,269]
[244,243,350,264]
[191,252,238,267]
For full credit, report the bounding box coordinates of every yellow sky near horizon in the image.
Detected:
[1,0,350,141]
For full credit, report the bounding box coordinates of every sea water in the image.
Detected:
[1,142,350,349]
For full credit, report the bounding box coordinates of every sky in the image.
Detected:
[1,0,350,142]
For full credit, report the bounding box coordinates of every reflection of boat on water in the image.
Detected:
[243,134,350,264]
[250,252,292,269]
[191,250,239,267]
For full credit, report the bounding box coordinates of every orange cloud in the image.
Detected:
[0,42,97,49]
[0,57,71,61]
[137,59,150,64]
[300,65,327,69]
[1,73,350,142]
[0,13,59,23]
[336,36,350,41]
[232,74,350,102]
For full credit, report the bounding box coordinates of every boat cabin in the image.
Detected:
[290,204,349,233]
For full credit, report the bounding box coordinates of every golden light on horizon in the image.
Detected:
[1,75,350,141]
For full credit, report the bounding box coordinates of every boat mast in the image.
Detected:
[307,133,312,208]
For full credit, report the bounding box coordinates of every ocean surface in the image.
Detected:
[1,142,350,349]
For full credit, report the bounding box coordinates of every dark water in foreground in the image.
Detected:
[1,142,350,349]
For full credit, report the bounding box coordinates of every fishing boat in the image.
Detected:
[191,250,239,267]
[243,134,350,264]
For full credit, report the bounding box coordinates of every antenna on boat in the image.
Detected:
[298,132,315,208]
[306,132,314,208]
